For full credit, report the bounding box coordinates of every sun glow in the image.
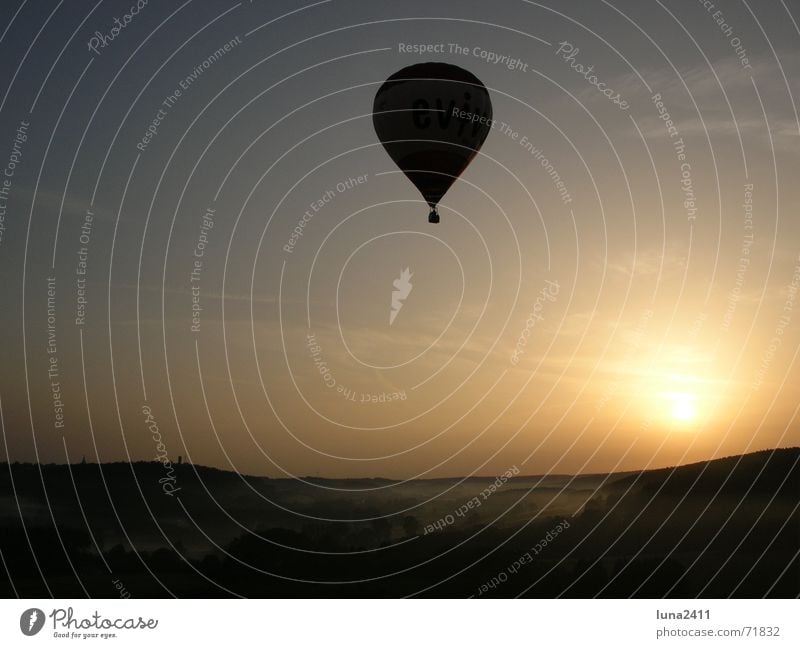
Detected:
[622,346,722,429]
[647,370,715,428]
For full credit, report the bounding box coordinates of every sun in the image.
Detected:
[667,392,698,423]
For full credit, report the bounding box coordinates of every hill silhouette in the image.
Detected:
[0,448,797,597]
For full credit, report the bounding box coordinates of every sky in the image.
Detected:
[0,0,798,479]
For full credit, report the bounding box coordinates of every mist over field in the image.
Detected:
[2,448,796,597]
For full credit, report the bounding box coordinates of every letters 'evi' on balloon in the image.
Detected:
[373,63,493,224]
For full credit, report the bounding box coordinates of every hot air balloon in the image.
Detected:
[373,62,493,224]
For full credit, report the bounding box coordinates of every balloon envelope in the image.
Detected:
[373,62,492,222]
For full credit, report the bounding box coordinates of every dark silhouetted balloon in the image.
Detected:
[373,63,493,223]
